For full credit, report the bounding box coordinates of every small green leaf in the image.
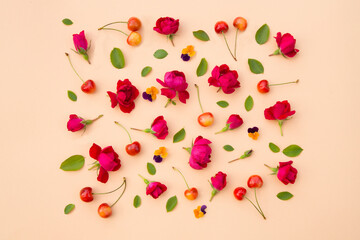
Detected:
[64,204,75,214]
[133,195,141,208]
[283,145,303,157]
[255,24,270,45]
[166,196,178,212]
[193,30,210,41]
[245,95,254,111]
[196,58,208,77]
[62,18,73,26]
[216,101,229,108]
[110,48,125,69]
[223,145,234,152]
[147,162,156,175]
[60,155,85,171]
[67,90,77,102]
[153,49,168,59]
[248,59,264,74]
[173,128,186,143]
[269,142,280,153]
[141,66,152,77]
[277,191,293,200]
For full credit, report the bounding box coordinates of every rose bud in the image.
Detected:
[73,30,91,63]
[215,114,243,134]
[131,116,169,140]
[138,175,167,199]
[183,136,212,170]
[264,100,295,136]
[153,17,179,46]
[265,161,298,185]
[270,32,299,58]
[209,171,227,201]
[67,114,103,132]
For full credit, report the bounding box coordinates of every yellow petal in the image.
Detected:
[188,50,196,57]
[182,48,188,54]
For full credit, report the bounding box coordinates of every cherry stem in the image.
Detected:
[194,84,204,113]
[93,179,126,195]
[234,28,239,59]
[278,120,284,136]
[138,174,149,185]
[115,121,132,143]
[92,114,103,122]
[269,79,299,86]
[172,167,190,189]
[245,196,266,219]
[98,21,128,30]
[98,27,129,36]
[65,53,84,83]
[110,177,127,208]
[254,188,266,219]
[221,32,237,61]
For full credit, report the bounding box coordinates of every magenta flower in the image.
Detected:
[131,116,168,140]
[209,171,227,201]
[73,30,90,63]
[184,136,212,170]
[215,114,243,134]
[270,32,299,58]
[208,64,240,94]
[67,114,103,132]
[139,175,167,199]
[157,70,189,107]
[153,17,179,46]
[265,161,298,185]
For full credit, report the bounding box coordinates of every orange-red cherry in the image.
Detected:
[215,21,229,34]
[198,112,214,127]
[233,17,247,31]
[247,175,263,189]
[127,32,141,46]
[81,80,96,93]
[234,187,247,200]
[127,17,141,31]
[125,141,141,156]
[98,203,112,218]
[257,80,270,93]
[184,187,198,200]
[80,187,93,202]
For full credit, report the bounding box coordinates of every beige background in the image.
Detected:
[1,0,359,239]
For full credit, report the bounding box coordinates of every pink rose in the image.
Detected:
[211,171,227,191]
[73,30,90,63]
[146,182,168,199]
[188,136,212,170]
[153,17,179,35]
[67,114,85,132]
[157,71,189,106]
[271,32,299,58]
[277,161,298,185]
[107,79,139,113]
[216,114,243,134]
[89,143,121,183]
[208,64,240,94]
[151,116,169,139]
[264,100,295,136]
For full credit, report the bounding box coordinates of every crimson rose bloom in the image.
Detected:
[264,100,295,136]
[208,64,240,94]
[151,116,169,139]
[153,17,179,46]
[271,32,299,58]
[73,30,90,63]
[209,171,227,201]
[146,182,168,199]
[67,114,85,132]
[89,143,121,183]
[157,71,189,106]
[227,114,243,129]
[277,161,298,185]
[108,79,139,113]
[188,136,212,170]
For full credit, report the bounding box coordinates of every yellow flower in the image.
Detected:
[193,206,204,218]
[146,86,159,100]
[154,147,168,158]
[248,132,259,140]
[181,45,196,57]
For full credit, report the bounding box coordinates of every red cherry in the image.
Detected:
[247,175,263,189]
[198,112,214,127]
[184,188,198,200]
[80,187,94,202]
[81,80,96,93]
[125,141,141,156]
[233,187,247,200]
[98,203,112,218]
[233,17,247,31]
[127,32,141,46]
[127,17,142,31]
[257,80,270,93]
[214,21,229,34]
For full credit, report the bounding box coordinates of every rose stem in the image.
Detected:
[194,84,204,113]
[269,79,299,86]
[98,27,129,36]
[92,114,104,122]
[228,157,241,163]
[98,21,128,30]
[138,174,149,184]
[110,177,127,207]
[115,121,132,143]
[234,28,239,59]
[130,127,144,132]
[254,188,266,219]
[65,53,84,83]
[221,32,237,61]
[168,35,175,47]
[172,167,190,189]
[278,120,284,136]
[244,196,266,219]
[93,179,126,195]
[208,180,217,202]
[164,98,172,108]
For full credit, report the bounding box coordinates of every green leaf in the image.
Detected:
[269,142,280,153]
[141,66,152,77]
[193,30,210,41]
[147,162,156,175]
[255,24,270,45]
[153,49,168,59]
[133,195,141,208]
[67,90,77,102]
[110,48,125,69]
[62,18,73,26]
[248,59,264,74]
[216,101,229,108]
[60,155,85,171]
[196,58,208,77]
[223,145,234,152]
[277,191,294,200]
[166,196,178,212]
[64,204,75,214]
[244,95,254,111]
[283,145,303,157]
[173,128,186,143]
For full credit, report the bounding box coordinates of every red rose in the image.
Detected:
[156,70,189,105]
[264,100,295,136]
[208,64,240,94]
[153,17,179,35]
[277,161,298,185]
[107,79,139,113]
[209,171,227,201]
[146,182,168,199]
[271,32,299,58]
[151,116,169,140]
